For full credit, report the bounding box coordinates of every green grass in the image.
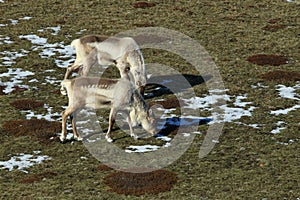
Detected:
[0,0,299,199]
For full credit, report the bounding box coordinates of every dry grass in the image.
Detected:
[0,0,299,199]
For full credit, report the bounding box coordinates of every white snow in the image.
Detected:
[0,68,34,93]
[271,121,286,134]
[270,104,300,115]
[19,33,75,68]
[0,36,14,44]
[21,104,61,121]
[276,84,300,101]
[271,83,300,115]
[0,151,51,173]
[125,145,160,153]
[184,93,256,123]
[0,49,29,66]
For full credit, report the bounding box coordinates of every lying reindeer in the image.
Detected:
[63,34,147,94]
[60,76,156,143]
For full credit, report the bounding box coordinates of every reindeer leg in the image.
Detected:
[64,64,82,80]
[106,107,116,143]
[70,111,82,141]
[61,107,75,142]
[82,49,97,76]
[126,111,138,140]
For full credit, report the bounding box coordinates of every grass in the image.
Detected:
[0,0,299,199]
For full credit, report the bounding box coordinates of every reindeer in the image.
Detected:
[60,76,156,143]
[62,35,147,95]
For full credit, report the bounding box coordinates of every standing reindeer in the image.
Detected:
[62,35,147,94]
[60,76,156,143]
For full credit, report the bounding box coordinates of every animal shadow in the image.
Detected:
[145,74,211,99]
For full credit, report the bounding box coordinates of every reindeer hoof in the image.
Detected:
[106,138,113,143]
[59,136,66,142]
[105,136,113,143]
[74,136,83,142]
[131,135,139,140]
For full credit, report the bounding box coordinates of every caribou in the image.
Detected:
[62,34,147,94]
[60,76,156,143]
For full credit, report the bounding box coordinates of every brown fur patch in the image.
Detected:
[80,35,109,44]
[259,70,300,83]
[2,119,60,144]
[104,169,178,196]
[247,54,288,66]
[74,77,118,89]
[10,99,44,110]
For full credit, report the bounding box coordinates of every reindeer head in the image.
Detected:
[130,92,157,136]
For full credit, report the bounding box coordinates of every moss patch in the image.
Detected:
[104,169,178,196]
[260,70,300,83]
[2,119,60,144]
[0,86,5,95]
[247,54,288,66]
[10,99,44,110]
[132,2,156,9]
[20,171,58,184]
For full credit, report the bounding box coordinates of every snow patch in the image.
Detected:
[0,151,51,173]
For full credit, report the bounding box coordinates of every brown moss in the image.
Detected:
[10,99,44,110]
[0,85,5,95]
[259,70,300,83]
[262,24,286,32]
[104,169,178,196]
[132,2,156,9]
[2,119,61,144]
[20,171,58,184]
[247,54,288,66]
[96,164,113,172]
[11,86,28,93]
